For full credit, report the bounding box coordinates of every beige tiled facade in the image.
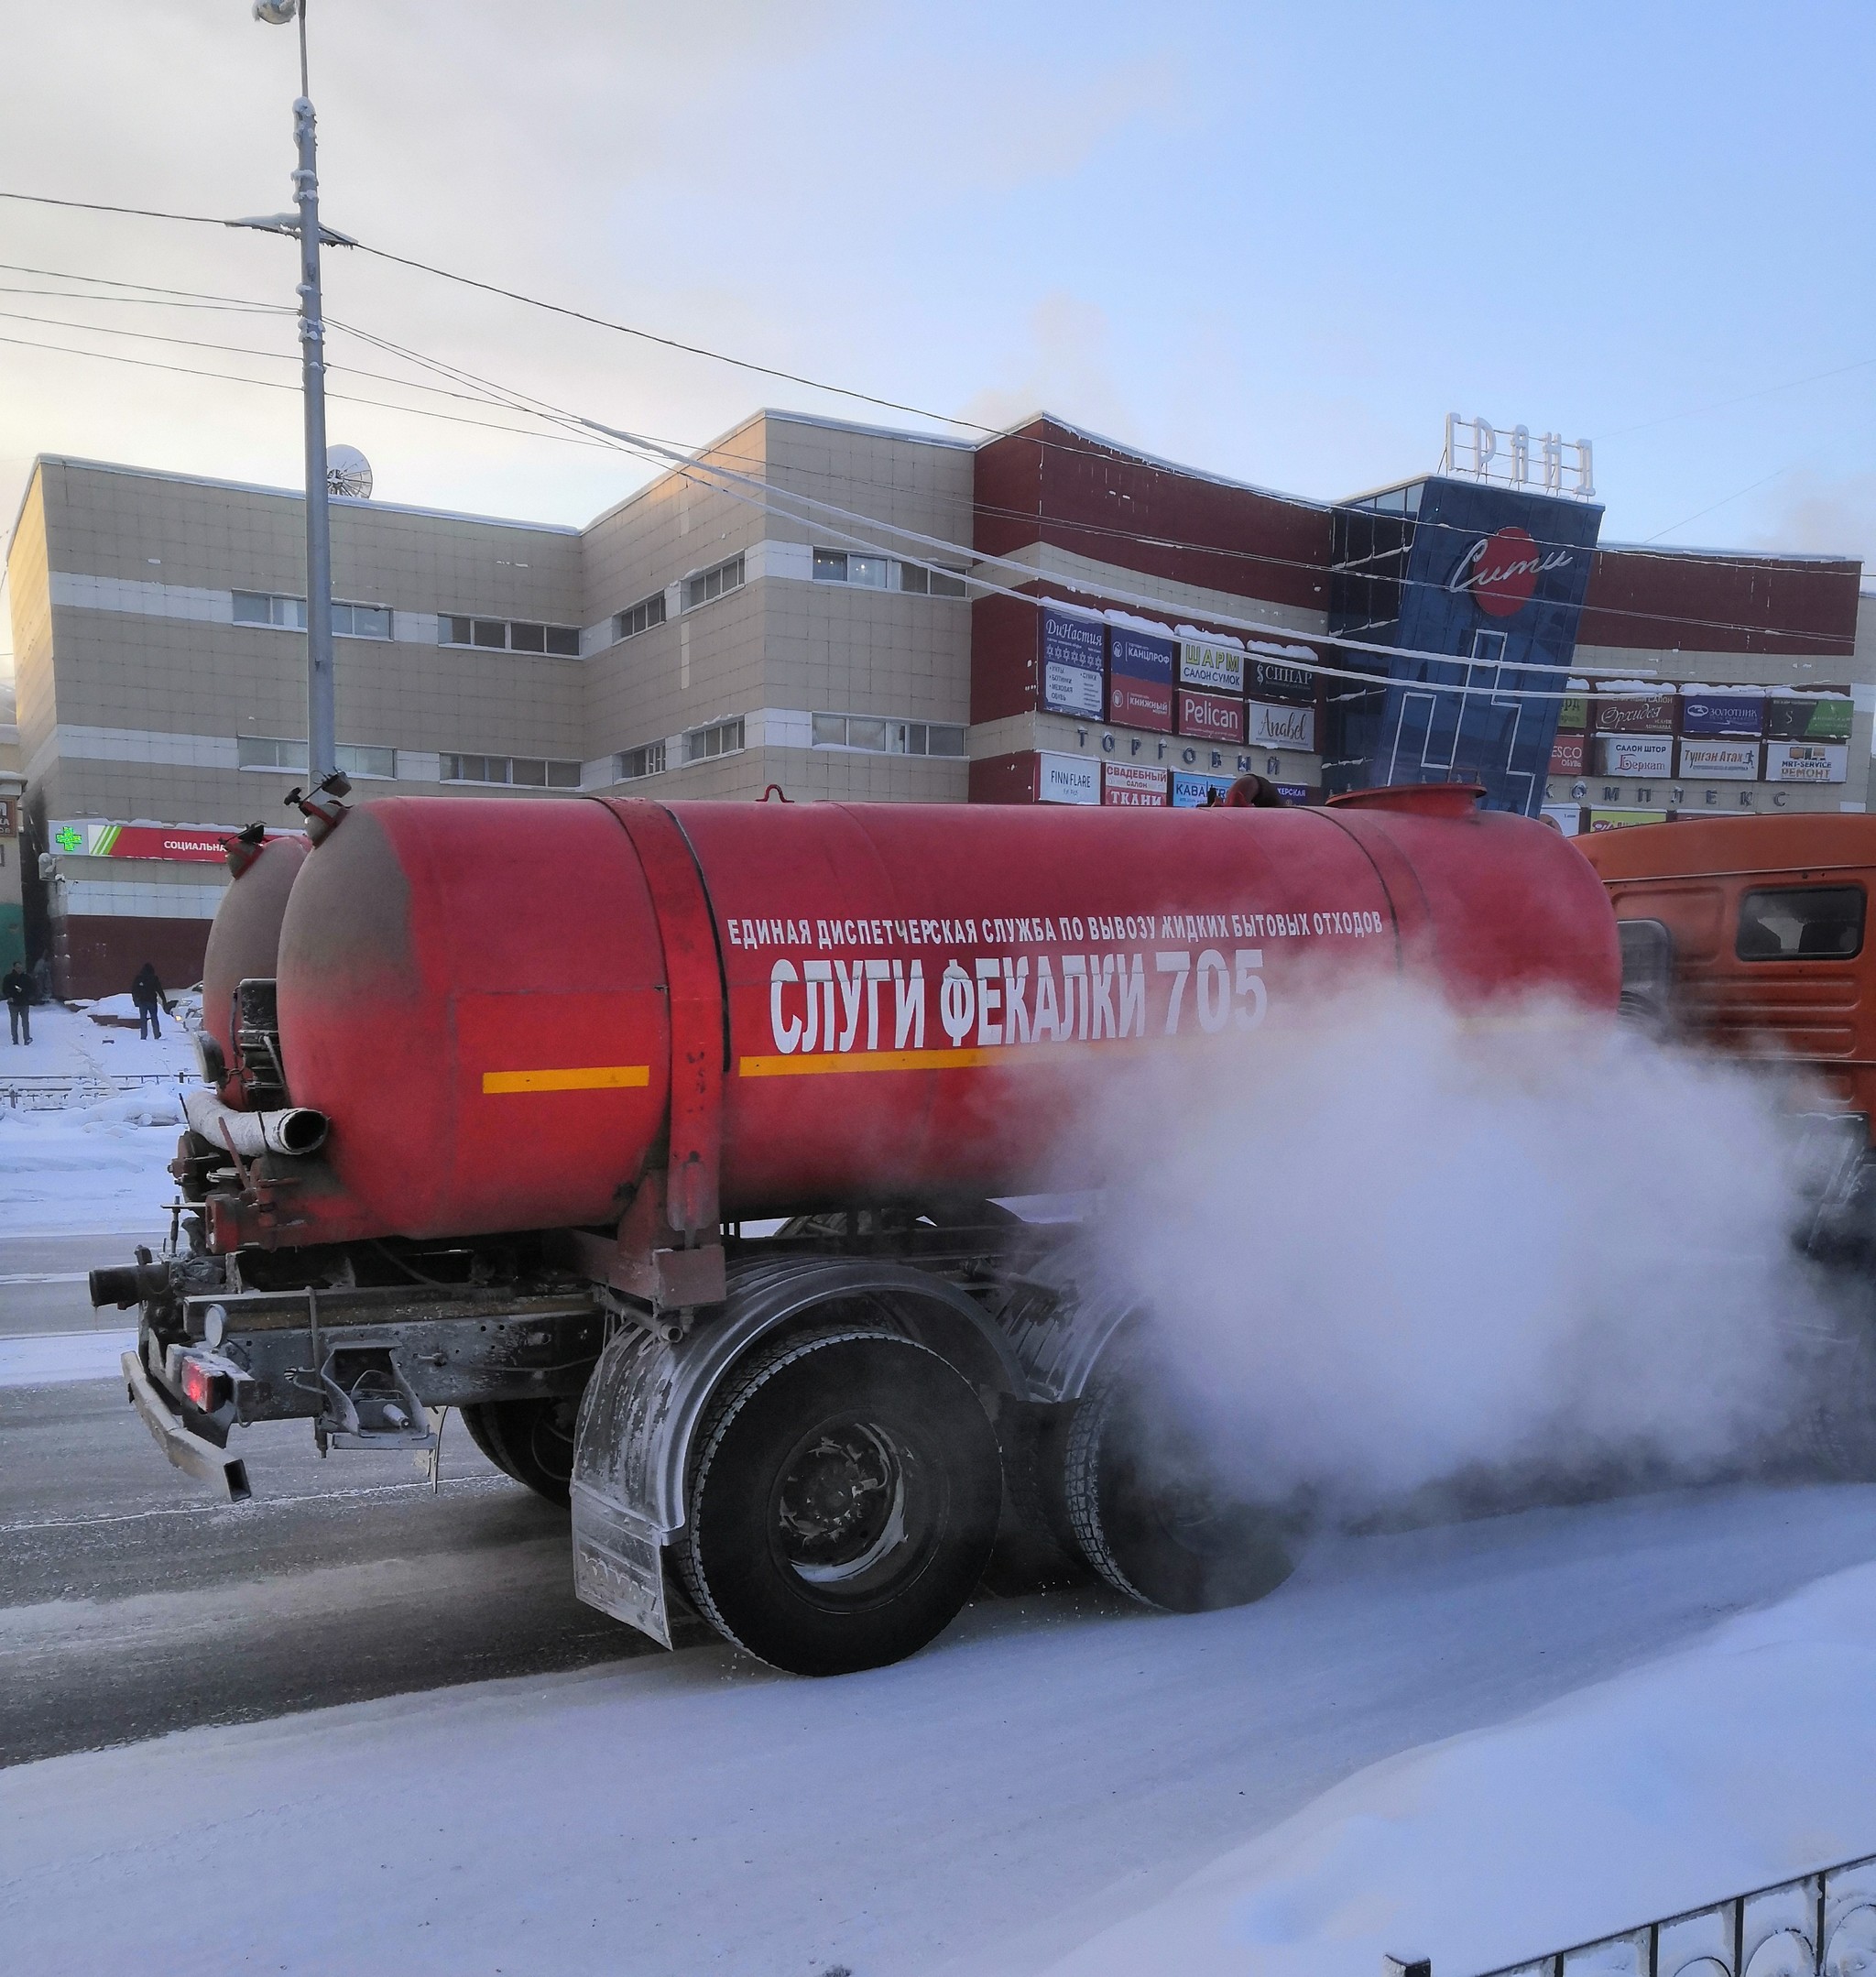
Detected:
[0,706,22,976]
[7,413,979,989]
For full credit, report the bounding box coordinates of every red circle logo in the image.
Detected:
[1459,526,1543,617]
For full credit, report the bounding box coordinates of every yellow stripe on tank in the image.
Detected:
[481,1065,651,1094]
[739,1045,1004,1078]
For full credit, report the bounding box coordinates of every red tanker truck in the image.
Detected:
[95,780,1619,1675]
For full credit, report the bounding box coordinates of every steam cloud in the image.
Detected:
[1065,982,1846,1515]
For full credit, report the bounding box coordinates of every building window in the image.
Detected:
[332,602,392,639]
[682,717,745,764]
[616,593,668,642]
[616,740,667,781]
[236,735,308,770]
[232,592,307,630]
[809,714,966,758]
[441,616,581,655]
[507,621,583,656]
[811,551,965,597]
[238,736,398,778]
[682,554,744,611]
[442,753,582,788]
[336,744,396,780]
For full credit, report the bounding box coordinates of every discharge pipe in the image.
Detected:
[183,1087,329,1159]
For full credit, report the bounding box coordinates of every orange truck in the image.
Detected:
[1579,813,1876,1256]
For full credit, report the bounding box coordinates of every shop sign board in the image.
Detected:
[1178,639,1245,694]
[1548,734,1587,777]
[1681,692,1765,738]
[1594,692,1676,735]
[1677,738,1759,781]
[1036,750,1100,804]
[1764,742,1849,784]
[1595,735,1674,779]
[48,820,298,862]
[1246,700,1314,751]
[1041,607,1105,719]
[1766,697,1852,743]
[1275,783,1314,804]
[1177,689,1246,744]
[0,796,16,836]
[1249,653,1316,705]
[1107,676,1172,729]
[1107,626,1175,732]
[1540,803,1585,835]
[1556,693,1589,734]
[1588,808,1670,832]
[1171,770,1237,807]
[1102,762,1169,807]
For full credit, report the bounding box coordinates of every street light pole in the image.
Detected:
[246,0,336,781]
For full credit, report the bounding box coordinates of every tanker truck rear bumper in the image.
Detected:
[124,1280,606,1471]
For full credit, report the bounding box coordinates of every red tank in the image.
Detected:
[263,791,1618,1246]
[201,834,307,1104]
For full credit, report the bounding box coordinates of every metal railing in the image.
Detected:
[1,1071,192,1112]
[1387,1849,1876,1976]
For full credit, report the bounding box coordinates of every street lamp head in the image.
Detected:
[253,0,298,23]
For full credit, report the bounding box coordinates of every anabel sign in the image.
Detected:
[1324,476,1604,816]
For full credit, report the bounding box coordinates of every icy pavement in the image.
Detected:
[0,1327,136,1385]
[5,1480,1876,1976]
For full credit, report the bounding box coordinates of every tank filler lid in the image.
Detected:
[1325,783,1483,820]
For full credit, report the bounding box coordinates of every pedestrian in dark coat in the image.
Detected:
[2,961,29,1045]
[131,961,168,1041]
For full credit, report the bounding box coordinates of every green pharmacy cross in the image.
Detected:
[54,826,83,852]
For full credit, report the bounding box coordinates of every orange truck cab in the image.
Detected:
[1579,814,1876,1164]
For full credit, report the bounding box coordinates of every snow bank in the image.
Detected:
[82,992,147,1023]
[1044,1561,1876,1976]
[0,1328,136,1385]
[0,999,196,1085]
[0,1106,179,1233]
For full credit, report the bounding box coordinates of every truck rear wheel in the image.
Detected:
[672,1327,1001,1677]
[458,1397,577,1506]
[1063,1357,1296,1613]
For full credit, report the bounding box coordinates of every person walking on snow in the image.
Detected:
[130,961,169,1041]
[3,961,30,1045]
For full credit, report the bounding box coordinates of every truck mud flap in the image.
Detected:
[123,1350,253,1503]
[570,1481,671,1648]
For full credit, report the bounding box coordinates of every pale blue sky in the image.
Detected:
[0,1,1871,587]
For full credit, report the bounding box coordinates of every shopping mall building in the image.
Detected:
[6,409,1872,991]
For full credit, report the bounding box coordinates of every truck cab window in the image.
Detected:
[1616,918,1674,1031]
[1735,885,1866,962]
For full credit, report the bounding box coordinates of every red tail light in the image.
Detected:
[180,1359,231,1414]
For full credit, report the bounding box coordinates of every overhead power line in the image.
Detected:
[0,330,626,450]
[1,198,1863,588]
[1,205,1862,646]
[4,305,1850,658]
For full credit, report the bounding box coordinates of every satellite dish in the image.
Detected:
[326,445,373,499]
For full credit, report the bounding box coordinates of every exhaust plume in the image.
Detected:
[1066,981,1840,1514]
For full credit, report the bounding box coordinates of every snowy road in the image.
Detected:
[0,1230,168,1338]
[5,1362,1876,1977]
[0,1362,687,1766]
